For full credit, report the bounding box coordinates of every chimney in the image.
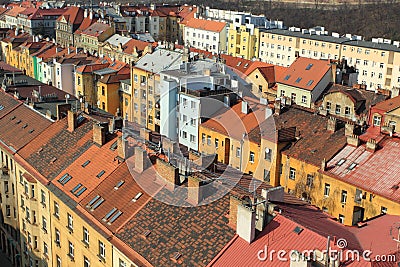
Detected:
[229,195,243,227]
[331,62,337,83]
[140,128,151,142]
[67,110,77,132]
[327,117,338,132]
[241,101,248,114]
[347,135,360,147]
[274,98,281,115]
[117,136,127,160]
[345,122,355,136]
[321,158,327,171]
[156,158,179,191]
[84,9,88,18]
[187,175,204,205]
[162,137,180,154]
[89,11,93,20]
[93,123,106,146]
[134,146,150,173]
[57,103,71,120]
[237,203,256,243]
[366,138,377,152]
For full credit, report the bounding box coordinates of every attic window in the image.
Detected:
[114,180,125,190]
[75,187,87,197]
[306,80,314,86]
[143,230,151,237]
[71,183,83,194]
[82,160,90,167]
[22,124,28,129]
[293,226,303,235]
[132,192,143,202]
[244,63,249,68]
[348,162,357,170]
[58,173,72,185]
[87,196,104,210]
[295,77,302,83]
[284,75,291,81]
[110,141,118,151]
[0,105,4,111]
[29,129,34,134]
[391,185,399,190]
[103,207,117,221]
[16,119,21,124]
[108,210,123,224]
[50,157,57,163]
[96,170,105,178]
[337,159,346,166]
[237,62,242,66]
[172,252,182,261]
[305,63,313,70]
[10,116,16,120]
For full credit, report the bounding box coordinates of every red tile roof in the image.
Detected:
[0,104,51,153]
[52,138,121,202]
[81,163,151,233]
[74,16,97,35]
[201,98,268,141]
[5,6,26,18]
[57,6,84,24]
[323,136,400,203]
[185,18,226,33]
[30,8,65,20]
[122,39,156,54]
[0,61,23,74]
[277,57,332,91]
[81,22,111,38]
[371,95,400,113]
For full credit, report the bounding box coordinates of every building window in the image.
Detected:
[373,115,381,126]
[56,255,61,267]
[67,213,73,231]
[54,202,59,219]
[119,259,127,267]
[101,86,105,96]
[207,135,211,145]
[68,241,74,258]
[236,147,241,158]
[291,93,296,103]
[190,101,196,109]
[201,133,206,143]
[215,138,219,149]
[341,190,347,204]
[31,184,35,198]
[381,206,387,214]
[345,106,351,116]
[190,134,195,143]
[43,242,48,256]
[182,131,187,139]
[99,241,106,259]
[301,95,307,104]
[326,101,331,112]
[306,174,314,187]
[335,104,341,114]
[324,183,330,197]
[338,214,345,224]
[42,216,47,232]
[5,205,10,217]
[84,257,90,267]
[190,118,196,126]
[83,227,89,245]
[55,229,60,245]
[263,169,270,182]
[280,90,285,97]
[289,168,296,180]
[77,76,81,85]
[249,152,255,163]
[264,148,272,161]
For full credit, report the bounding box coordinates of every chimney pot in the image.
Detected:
[345,122,355,136]
[347,134,360,147]
[327,116,338,132]
[366,138,377,152]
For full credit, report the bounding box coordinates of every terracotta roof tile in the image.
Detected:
[57,6,84,24]
[5,6,26,18]
[324,136,400,203]
[81,22,112,38]
[0,104,51,153]
[371,95,400,112]
[74,16,97,35]
[0,88,22,118]
[122,39,156,54]
[277,57,332,91]
[18,116,94,180]
[185,18,226,33]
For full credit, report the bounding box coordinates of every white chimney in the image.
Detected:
[84,9,88,18]
[237,204,256,243]
[241,101,248,114]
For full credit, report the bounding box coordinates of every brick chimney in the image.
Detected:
[345,122,355,136]
[93,123,106,146]
[229,195,243,227]
[134,146,150,173]
[117,136,126,160]
[366,138,377,152]
[347,135,360,147]
[67,110,77,132]
[237,204,256,243]
[327,117,338,132]
[156,158,179,191]
[187,175,204,205]
[321,158,327,171]
[162,137,180,154]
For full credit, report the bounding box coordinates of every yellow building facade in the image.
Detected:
[227,26,259,60]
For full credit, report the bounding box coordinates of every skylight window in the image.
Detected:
[0,105,4,111]
[71,183,83,194]
[110,141,118,151]
[75,187,87,197]
[348,162,357,170]
[90,197,105,210]
[77,115,85,124]
[22,124,28,129]
[114,180,125,190]
[58,173,72,185]
[103,208,117,221]
[244,63,249,68]
[96,170,105,178]
[237,62,242,66]
[108,210,122,224]
[132,192,143,202]
[337,159,346,166]
[306,80,314,86]
[87,195,100,207]
[305,63,313,70]
[295,77,302,83]
[81,160,90,167]
[284,75,291,81]
[293,226,303,235]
